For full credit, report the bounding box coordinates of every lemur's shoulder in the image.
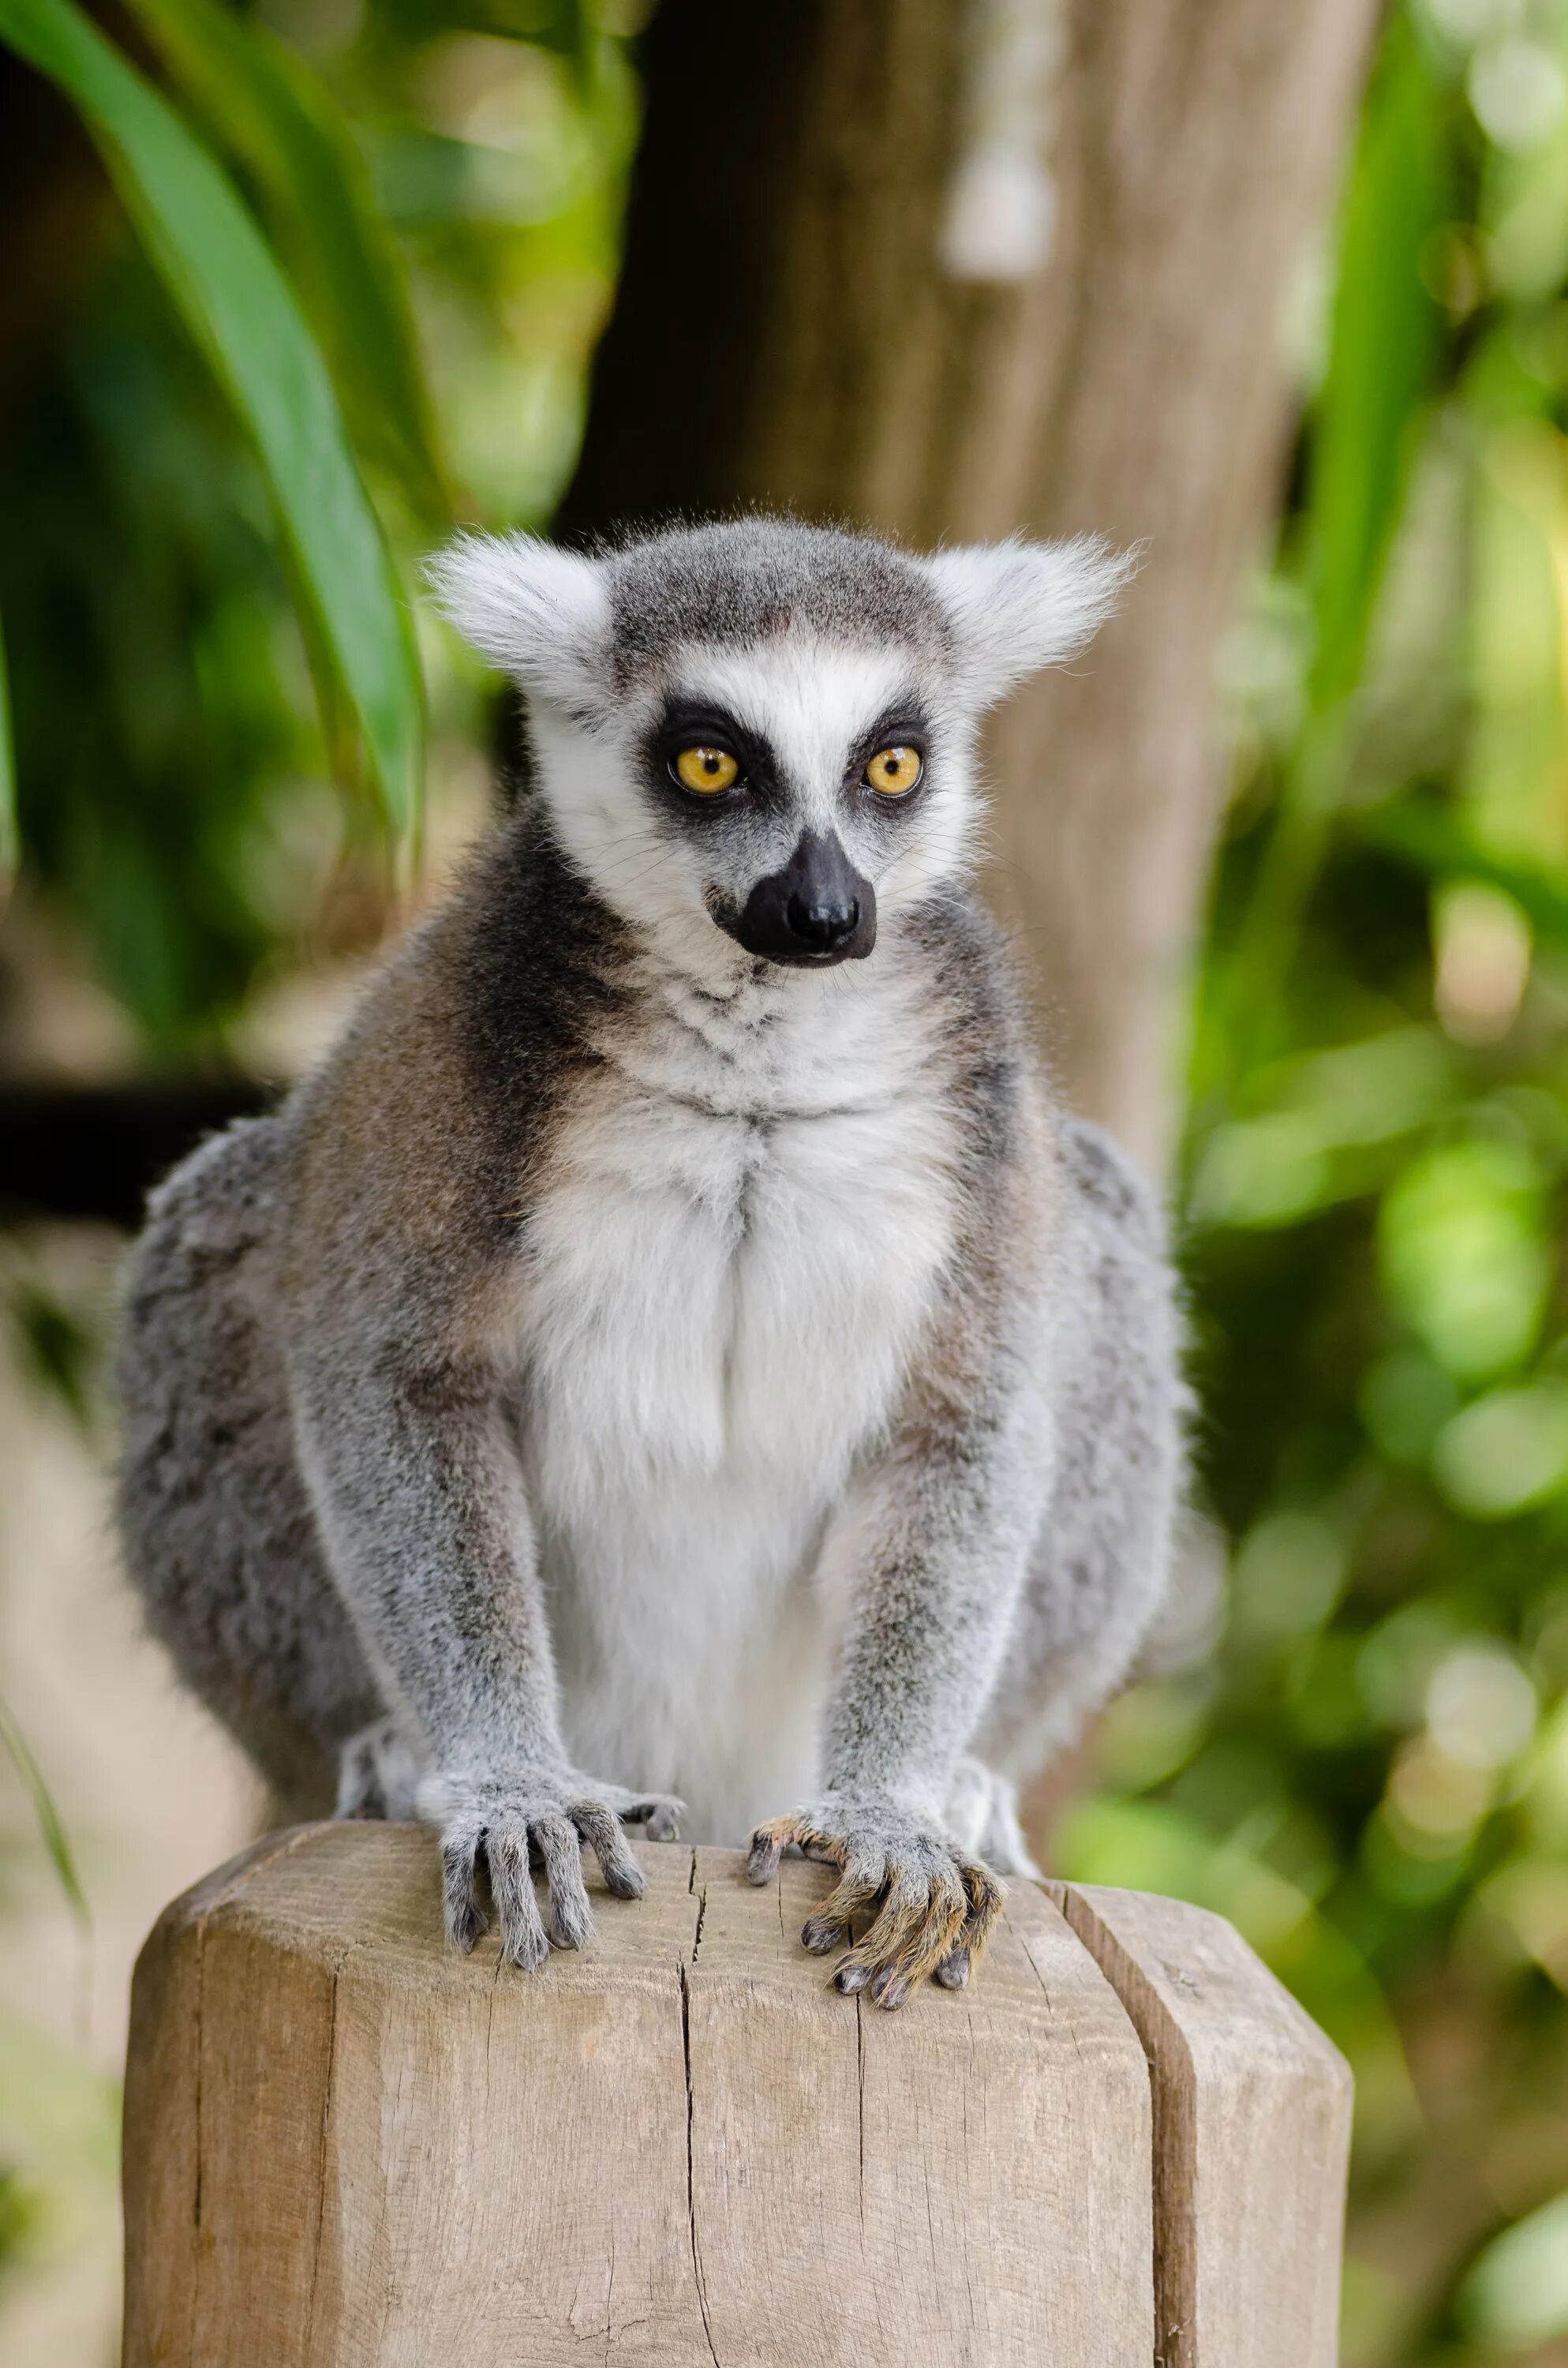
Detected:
[1056,1112,1169,1260]
[281,804,626,1302]
[904,882,1052,1173]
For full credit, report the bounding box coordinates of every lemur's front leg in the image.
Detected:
[291,1342,680,1968]
[748,1313,1052,2010]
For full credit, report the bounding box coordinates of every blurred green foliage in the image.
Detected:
[0,0,634,1043]
[0,0,426,854]
[1060,4,1568,2360]
[0,0,638,2325]
[4,1,1568,2362]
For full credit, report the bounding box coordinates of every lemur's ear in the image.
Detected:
[425,532,610,706]
[922,535,1137,707]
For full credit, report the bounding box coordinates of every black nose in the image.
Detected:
[784,889,859,951]
[718,828,878,967]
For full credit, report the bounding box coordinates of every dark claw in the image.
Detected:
[442,1838,485,1952]
[747,1824,788,1885]
[935,1949,971,1989]
[800,1915,848,1955]
[833,1961,872,1994]
[876,1976,911,2012]
[573,1804,646,1900]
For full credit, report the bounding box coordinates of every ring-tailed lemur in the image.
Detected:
[116,517,1183,2008]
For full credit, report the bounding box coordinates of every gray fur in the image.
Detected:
[602,518,952,686]
[116,515,1182,2004]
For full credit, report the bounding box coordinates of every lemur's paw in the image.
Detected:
[423,1768,682,1971]
[747,1795,1005,2011]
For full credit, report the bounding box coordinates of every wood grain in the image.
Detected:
[1053,1881,1354,2368]
[684,1847,1153,2365]
[122,1829,1349,2366]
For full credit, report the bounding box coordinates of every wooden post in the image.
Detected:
[122,1825,1351,2367]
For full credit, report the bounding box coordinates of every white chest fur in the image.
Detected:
[514,953,960,1841]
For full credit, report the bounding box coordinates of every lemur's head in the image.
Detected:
[429,517,1130,973]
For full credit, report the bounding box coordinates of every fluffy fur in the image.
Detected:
[116,515,1182,2006]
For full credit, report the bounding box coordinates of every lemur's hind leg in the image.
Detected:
[978,1118,1184,1820]
[945,1756,1042,1879]
[116,1117,384,1819]
[337,1717,424,1820]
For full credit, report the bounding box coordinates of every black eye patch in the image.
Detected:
[846,701,931,803]
[646,698,783,807]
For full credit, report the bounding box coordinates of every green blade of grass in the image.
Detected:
[1306,13,1446,714]
[123,0,448,522]
[0,0,424,845]
[1199,15,1450,1098]
[0,1696,90,1932]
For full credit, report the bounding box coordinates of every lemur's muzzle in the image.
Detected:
[720,830,878,967]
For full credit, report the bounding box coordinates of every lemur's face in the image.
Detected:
[430,519,1131,976]
[532,628,961,972]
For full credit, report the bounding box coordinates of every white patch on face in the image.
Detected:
[530,631,980,983]
[675,635,912,832]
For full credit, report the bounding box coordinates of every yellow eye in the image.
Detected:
[673,745,739,794]
[864,745,923,796]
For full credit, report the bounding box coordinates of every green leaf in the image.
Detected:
[0,1696,90,1932]
[122,0,448,520]
[0,0,423,842]
[1366,800,1568,948]
[1459,2188,1568,2349]
[1199,17,1451,1093]
[0,608,15,883]
[373,0,593,58]
[1305,17,1447,713]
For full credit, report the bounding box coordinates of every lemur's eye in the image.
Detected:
[863,745,923,796]
[672,745,739,795]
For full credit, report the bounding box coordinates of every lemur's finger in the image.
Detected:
[956,1857,1006,1969]
[746,1816,797,1884]
[799,1902,863,1955]
[801,1864,882,1955]
[533,1814,593,1950]
[836,1867,970,2007]
[441,1823,487,1952]
[573,1801,646,1899]
[832,1871,926,1993]
[889,1860,1001,1999]
[898,1868,973,1985]
[844,1868,940,1962]
[486,1829,549,1971]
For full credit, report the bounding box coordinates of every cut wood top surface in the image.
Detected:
[123,1825,1352,2368]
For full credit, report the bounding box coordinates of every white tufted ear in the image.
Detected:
[922,535,1137,707]
[425,531,611,707]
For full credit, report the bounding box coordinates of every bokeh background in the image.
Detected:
[3,1,1568,2361]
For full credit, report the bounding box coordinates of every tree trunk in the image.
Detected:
[563,0,1379,1170]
